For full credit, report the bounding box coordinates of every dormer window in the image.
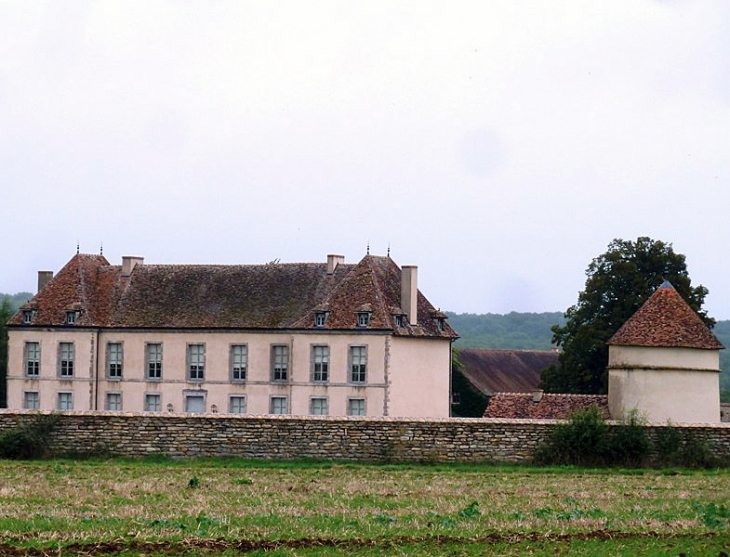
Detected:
[357,312,371,328]
[66,311,78,325]
[314,311,328,328]
[393,314,404,327]
[23,310,33,324]
[435,317,445,331]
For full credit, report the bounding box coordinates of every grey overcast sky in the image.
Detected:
[2,1,730,318]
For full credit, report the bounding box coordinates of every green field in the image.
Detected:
[1,459,730,556]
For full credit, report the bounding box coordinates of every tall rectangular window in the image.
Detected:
[59,342,74,377]
[187,344,205,381]
[312,345,329,382]
[58,392,73,410]
[144,394,161,412]
[146,343,162,380]
[23,391,39,410]
[270,396,288,415]
[24,342,40,377]
[271,345,289,382]
[229,395,246,414]
[350,346,367,383]
[105,392,122,411]
[310,397,328,416]
[347,398,366,416]
[107,342,123,379]
[230,344,248,381]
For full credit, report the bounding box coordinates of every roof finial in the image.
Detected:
[76,241,80,255]
[387,243,391,258]
[366,241,370,255]
[100,241,103,256]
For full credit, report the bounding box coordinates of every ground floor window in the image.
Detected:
[144,394,162,412]
[270,396,288,415]
[105,392,122,411]
[23,391,39,410]
[229,395,247,414]
[185,394,206,413]
[347,398,366,416]
[58,392,73,411]
[310,397,328,416]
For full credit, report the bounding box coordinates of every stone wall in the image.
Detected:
[2,410,730,464]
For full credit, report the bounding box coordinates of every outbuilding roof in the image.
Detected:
[458,348,557,396]
[483,392,609,419]
[608,281,723,350]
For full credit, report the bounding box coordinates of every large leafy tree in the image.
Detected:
[540,237,712,394]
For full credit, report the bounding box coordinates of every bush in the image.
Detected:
[0,413,59,459]
[534,406,610,466]
[608,410,651,467]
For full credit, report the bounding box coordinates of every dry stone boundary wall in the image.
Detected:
[2,411,730,463]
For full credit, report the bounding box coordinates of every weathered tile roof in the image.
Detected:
[483,392,609,419]
[458,348,557,396]
[9,253,457,339]
[608,281,723,350]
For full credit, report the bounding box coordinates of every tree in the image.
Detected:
[0,296,14,408]
[540,237,712,394]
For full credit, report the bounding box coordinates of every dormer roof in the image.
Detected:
[608,281,723,350]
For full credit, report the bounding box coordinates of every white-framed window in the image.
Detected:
[23,391,40,410]
[312,345,329,382]
[144,393,162,412]
[58,392,73,410]
[24,341,40,377]
[229,395,247,414]
[187,344,205,381]
[393,314,404,327]
[146,343,162,380]
[314,312,327,327]
[357,312,371,327]
[270,396,288,415]
[349,346,367,383]
[66,311,78,325]
[185,394,206,413]
[58,342,74,377]
[347,398,366,416]
[230,344,248,382]
[310,397,328,416]
[271,345,289,382]
[105,392,122,411]
[22,310,33,324]
[107,342,123,379]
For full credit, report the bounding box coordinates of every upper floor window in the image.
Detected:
[350,346,367,383]
[146,343,162,380]
[230,344,248,382]
[22,310,33,324]
[187,343,205,381]
[393,314,404,327]
[271,345,289,382]
[107,342,123,379]
[314,312,328,327]
[65,311,78,325]
[435,317,445,331]
[356,312,371,328]
[58,342,74,377]
[24,342,40,377]
[312,345,329,382]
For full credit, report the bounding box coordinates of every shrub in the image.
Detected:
[608,409,651,467]
[534,406,610,466]
[0,413,59,460]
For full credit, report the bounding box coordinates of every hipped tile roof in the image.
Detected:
[608,281,723,350]
[483,392,609,419]
[9,253,457,339]
[458,348,557,396]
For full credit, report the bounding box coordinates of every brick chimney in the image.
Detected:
[327,254,345,274]
[122,256,144,277]
[37,271,53,293]
[401,265,418,325]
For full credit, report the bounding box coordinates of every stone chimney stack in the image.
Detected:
[122,256,144,277]
[327,254,345,274]
[37,271,53,293]
[401,265,418,325]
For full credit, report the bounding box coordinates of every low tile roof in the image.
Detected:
[458,348,557,396]
[9,253,457,339]
[608,281,723,350]
[483,392,609,419]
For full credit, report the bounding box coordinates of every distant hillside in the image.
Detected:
[1,292,33,313]
[447,311,564,350]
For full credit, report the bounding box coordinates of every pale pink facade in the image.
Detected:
[6,252,456,418]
